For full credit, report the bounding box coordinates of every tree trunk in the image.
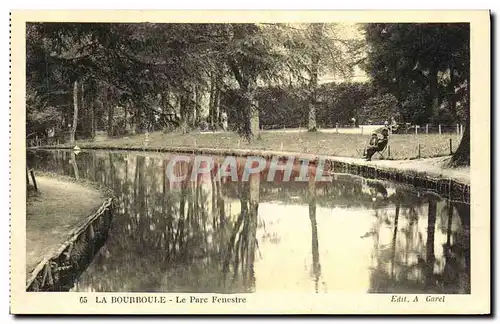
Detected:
[80,82,85,134]
[450,114,470,166]
[193,86,198,126]
[124,102,129,133]
[250,96,259,138]
[215,86,220,129]
[179,87,194,129]
[450,74,470,166]
[209,73,216,130]
[131,99,137,135]
[395,84,404,122]
[91,151,96,182]
[307,53,318,131]
[90,100,95,138]
[308,23,323,132]
[106,88,114,137]
[70,80,79,144]
[448,66,457,120]
[307,83,317,132]
[240,81,259,141]
[187,87,195,128]
[179,93,188,132]
[195,85,202,126]
[428,65,439,122]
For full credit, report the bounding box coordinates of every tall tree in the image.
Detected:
[282,23,363,131]
[69,80,78,144]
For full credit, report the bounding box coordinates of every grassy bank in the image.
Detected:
[26,174,108,275]
[71,130,462,160]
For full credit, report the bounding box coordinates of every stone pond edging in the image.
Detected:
[34,145,470,204]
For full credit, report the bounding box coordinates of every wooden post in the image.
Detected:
[415,125,418,135]
[418,144,421,159]
[426,124,429,134]
[336,124,339,133]
[89,223,95,240]
[388,145,391,157]
[361,126,363,135]
[41,264,49,287]
[438,124,442,135]
[29,169,38,191]
[456,124,459,135]
[460,124,463,136]
[449,138,453,155]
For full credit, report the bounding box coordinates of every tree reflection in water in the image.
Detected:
[308,175,321,293]
[221,172,259,292]
[31,150,470,294]
[369,190,470,294]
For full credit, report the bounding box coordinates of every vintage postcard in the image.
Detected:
[10,10,490,315]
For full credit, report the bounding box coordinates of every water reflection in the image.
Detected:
[29,150,470,294]
[308,176,321,293]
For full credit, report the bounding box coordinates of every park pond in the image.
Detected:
[28,149,470,294]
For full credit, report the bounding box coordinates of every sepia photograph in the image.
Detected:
[10,10,490,315]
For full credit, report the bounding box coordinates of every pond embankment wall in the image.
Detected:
[26,198,114,292]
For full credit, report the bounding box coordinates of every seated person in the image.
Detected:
[368,132,378,146]
[365,128,389,161]
[364,132,379,157]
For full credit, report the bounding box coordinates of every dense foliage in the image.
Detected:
[27,22,360,142]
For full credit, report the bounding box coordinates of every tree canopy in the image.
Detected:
[27,22,361,141]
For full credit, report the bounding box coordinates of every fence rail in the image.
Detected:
[403,124,465,135]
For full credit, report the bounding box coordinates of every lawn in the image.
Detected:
[73,130,463,160]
